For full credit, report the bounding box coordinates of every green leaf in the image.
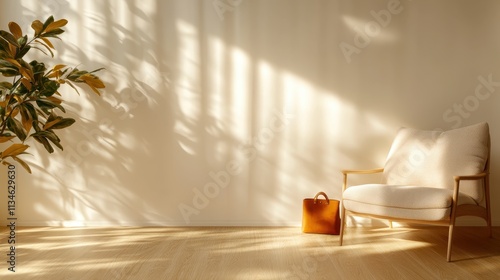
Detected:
[30,60,47,77]
[16,44,30,59]
[0,68,18,76]
[0,60,19,76]
[66,68,87,80]
[46,112,57,123]
[0,59,15,67]
[36,98,65,113]
[89,67,105,74]
[23,102,38,122]
[41,29,64,39]
[17,35,27,47]
[48,118,75,130]
[0,50,10,59]
[33,135,54,153]
[31,130,59,141]
[6,117,26,141]
[46,133,63,150]
[34,107,49,120]
[0,81,13,89]
[0,37,9,52]
[32,130,62,151]
[0,30,20,47]
[40,80,59,96]
[42,16,55,30]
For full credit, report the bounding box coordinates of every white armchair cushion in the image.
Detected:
[343,184,477,221]
[383,122,489,203]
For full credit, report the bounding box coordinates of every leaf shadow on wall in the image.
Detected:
[12,0,500,227]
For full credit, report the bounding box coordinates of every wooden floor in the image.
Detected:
[0,226,499,279]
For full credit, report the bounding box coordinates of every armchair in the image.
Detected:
[339,122,492,262]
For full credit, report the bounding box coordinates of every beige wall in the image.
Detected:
[1,0,499,226]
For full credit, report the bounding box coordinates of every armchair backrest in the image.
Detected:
[383,122,490,203]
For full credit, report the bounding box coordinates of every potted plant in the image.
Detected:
[0,15,105,173]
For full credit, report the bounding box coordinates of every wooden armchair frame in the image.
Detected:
[339,163,492,262]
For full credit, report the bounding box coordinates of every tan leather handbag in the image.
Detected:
[302,192,341,235]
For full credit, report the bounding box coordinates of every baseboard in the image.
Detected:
[2,219,498,227]
[1,220,303,227]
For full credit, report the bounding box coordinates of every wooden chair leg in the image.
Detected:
[487,217,493,238]
[485,175,493,238]
[389,220,393,229]
[447,178,461,262]
[339,203,347,246]
[447,224,454,262]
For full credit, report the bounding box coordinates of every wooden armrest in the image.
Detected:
[341,168,384,192]
[451,172,489,215]
[454,172,488,181]
[341,168,384,175]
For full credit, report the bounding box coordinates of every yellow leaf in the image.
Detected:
[31,20,44,36]
[47,96,62,105]
[34,39,54,57]
[43,118,61,130]
[12,156,32,174]
[40,37,55,49]
[47,64,67,79]
[8,22,23,39]
[47,71,60,78]
[10,107,20,118]
[21,78,32,91]
[20,69,33,81]
[52,64,67,71]
[12,94,22,104]
[20,106,33,133]
[1,143,29,158]
[22,119,33,134]
[7,45,16,57]
[45,19,68,32]
[5,58,21,68]
[0,95,12,108]
[7,44,16,57]
[0,136,15,143]
[5,58,34,80]
[89,85,101,96]
[80,74,106,88]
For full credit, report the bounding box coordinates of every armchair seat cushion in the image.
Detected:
[343,184,477,221]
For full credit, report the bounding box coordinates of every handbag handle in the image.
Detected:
[313,192,329,204]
